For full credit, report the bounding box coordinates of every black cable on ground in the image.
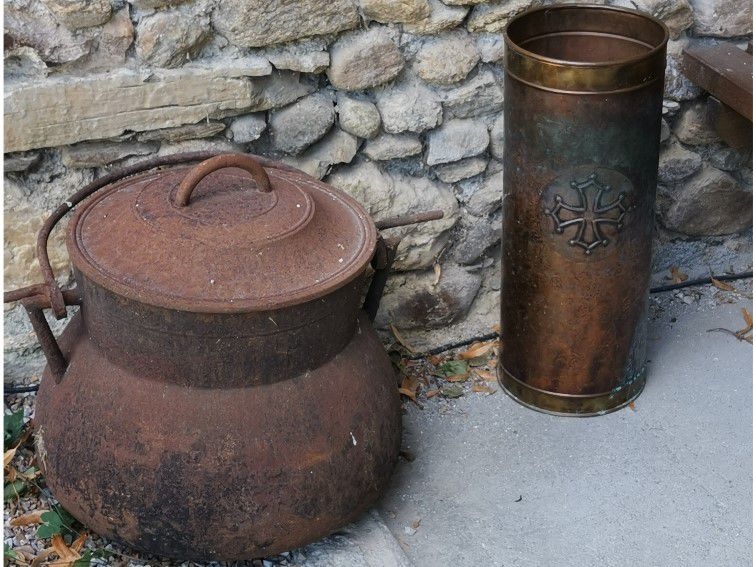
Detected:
[648,271,752,294]
[406,270,753,360]
[4,272,753,394]
[4,384,40,394]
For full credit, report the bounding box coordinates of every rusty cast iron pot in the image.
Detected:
[6,152,442,560]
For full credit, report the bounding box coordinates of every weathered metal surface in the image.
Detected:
[500,5,668,416]
[707,96,753,150]
[4,152,446,559]
[68,155,376,312]
[35,310,401,561]
[682,43,753,120]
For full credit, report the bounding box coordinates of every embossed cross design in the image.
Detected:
[544,172,628,255]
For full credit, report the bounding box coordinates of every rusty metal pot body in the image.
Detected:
[9,153,442,560]
[499,6,669,416]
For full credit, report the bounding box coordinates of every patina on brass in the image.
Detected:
[499,5,669,416]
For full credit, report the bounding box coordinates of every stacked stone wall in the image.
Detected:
[4,0,753,376]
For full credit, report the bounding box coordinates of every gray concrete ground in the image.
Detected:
[376,285,753,567]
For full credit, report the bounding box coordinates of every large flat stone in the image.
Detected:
[212,0,359,48]
[5,69,257,152]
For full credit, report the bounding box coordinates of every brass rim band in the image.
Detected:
[497,364,647,417]
[505,5,669,94]
[506,49,667,94]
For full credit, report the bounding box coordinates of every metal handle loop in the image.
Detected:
[175,154,272,207]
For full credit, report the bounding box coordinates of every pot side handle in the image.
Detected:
[362,209,445,321]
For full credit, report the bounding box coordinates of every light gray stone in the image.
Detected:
[227,114,267,143]
[5,0,95,64]
[4,163,94,292]
[131,0,191,8]
[248,71,319,112]
[5,69,256,152]
[283,129,360,179]
[265,39,330,73]
[363,133,423,160]
[157,138,243,156]
[489,112,504,160]
[327,28,405,91]
[665,39,702,101]
[138,121,227,143]
[136,9,210,68]
[42,0,111,29]
[414,31,480,85]
[673,102,719,145]
[403,0,468,35]
[327,161,459,270]
[466,171,502,216]
[184,55,272,79]
[663,165,752,236]
[298,510,412,567]
[476,33,505,62]
[337,96,382,139]
[4,47,48,82]
[709,147,747,172]
[4,153,41,174]
[611,0,693,38]
[375,263,482,329]
[689,0,752,36]
[426,118,489,165]
[441,69,504,118]
[660,118,671,143]
[657,143,703,183]
[467,0,534,33]
[94,7,134,66]
[360,0,430,23]
[452,213,501,265]
[434,156,488,183]
[441,0,487,5]
[212,0,359,48]
[270,93,335,154]
[375,80,442,133]
[61,141,158,168]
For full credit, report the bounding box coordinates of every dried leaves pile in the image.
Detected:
[392,325,502,406]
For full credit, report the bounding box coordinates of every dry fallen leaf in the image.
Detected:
[425,389,439,398]
[51,534,81,566]
[474,369,498,382]
[472,383,496,394]
[390,324,416,353]
[398,387,417,401]
[10,510,48,527]
[70,532,88,553]
[711,277,736,292]
[4,447,17,468]
[741,307,752,329]
[628,401,636,411]
[445,373,468,383]
[30,547,56,567]
[433,263,442,286]
[459,341,498,360]
[669,266,688,284]
[411,519,421,529]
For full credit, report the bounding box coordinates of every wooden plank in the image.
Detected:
[682,44,752,120]
[707,96,752,150]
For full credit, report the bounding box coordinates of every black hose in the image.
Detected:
[4,271,753,393]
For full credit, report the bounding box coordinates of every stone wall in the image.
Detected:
[4,0,753,378]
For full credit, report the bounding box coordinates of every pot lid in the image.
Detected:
[68,154,377,312]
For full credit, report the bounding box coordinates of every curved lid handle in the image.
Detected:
[175,154,272,207]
